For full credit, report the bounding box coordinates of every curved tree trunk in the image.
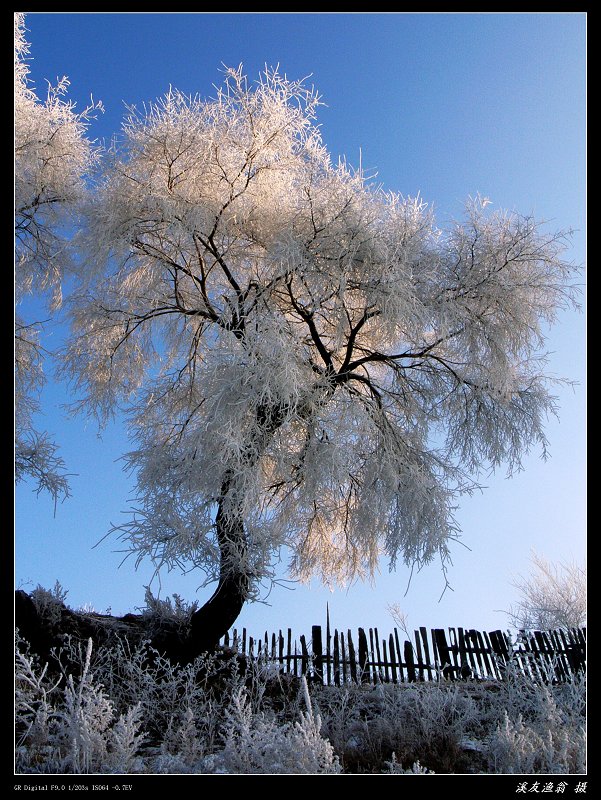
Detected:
[189,402,290,654]
[189,480,250,655]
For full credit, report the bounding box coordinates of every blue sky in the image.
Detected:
[15,12,586,641]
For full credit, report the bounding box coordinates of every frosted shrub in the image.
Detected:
[138,587,198,633]
[30,581,69,624]
[482,668,586,774]
[15,629,585,774]
[508,551,586,630]
[15,635,63,773]
[315,670,585,774]
[15,637,146,774]
[80,635,221,747]
[317,681,481,773]
[376,681,481,744]
[384,754,435,774]
[314,686,363,767]
[158,704,208,768]
[487,711,585,774]
[59,639,114,773]
[105,705,146,774]
[210,679,341,774]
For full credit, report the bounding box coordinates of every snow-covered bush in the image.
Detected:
[313,667,585,774]
[481,663,586,774]
[138,587,199,631]
[70,635,222,749]
[15,636,146,774]
[487,710,585,774]
[15,634,64,772]
[30,580,69,623]
[209,678,341,774]
[15,629,585,774]
[316,681,482,773]
[384,755,435,774]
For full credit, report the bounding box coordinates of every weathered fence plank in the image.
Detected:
[476,630,495,679]
[326,608,332,686]
[482,631,501,680]
[220,623,585,686]
[358,628,369,684]
[414,630,425,681]
[381,638,389,683]
[389,633,398,684]
[312,625,324,684]
[404,640,417,682]
[457,627,469,678]
[448,628,461,676]
[300,634,309,676]
[333,629,341,686]
[420,627,433,681]
[287,628,293,675]
[368,628,378,684]
[467,629,484,678]
[347,629,358,684]
[433,629,452,679]
[374,628,384,683]
[394,629,405,682]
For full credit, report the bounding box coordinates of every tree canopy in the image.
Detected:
[55,66,578,647]
[14,12,101,502]
[15,16,579,649]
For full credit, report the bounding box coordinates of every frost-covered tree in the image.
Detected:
[14,12,101,502]
[508,551,586,631]
[62,66,578,652]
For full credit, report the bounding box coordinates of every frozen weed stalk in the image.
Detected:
[15,629,585,774]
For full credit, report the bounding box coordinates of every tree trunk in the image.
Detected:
[189,403,289,654]
[189,480,250,655]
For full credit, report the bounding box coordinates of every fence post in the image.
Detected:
[340,631,347,685]
[389,633,398,683]
[287,628,293,676]
[404,640,416,682]
[414,630,425,681]
[312,625,324,685]
[300,634,309,677]
[394,629,405,682]
[358,627,369,683]
[419,627,433,681]
[347,629,358,684]
[374,628,383,683]
[433,629,453,679]
[334,630,341,686]
[326,605,332,687]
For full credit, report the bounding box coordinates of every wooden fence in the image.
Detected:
[220,619,586,685]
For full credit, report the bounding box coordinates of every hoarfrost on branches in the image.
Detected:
[14,13,102,502]
[212,677,341,774]
[507,551,586,631]
[61,64,579,620]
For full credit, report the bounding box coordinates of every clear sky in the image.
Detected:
[15,12,586,642]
